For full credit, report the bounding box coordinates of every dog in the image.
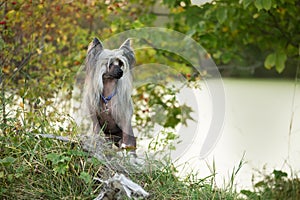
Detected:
[83,37,136,153]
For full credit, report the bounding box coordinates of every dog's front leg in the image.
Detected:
[122,127,136,147]
[120,123,136,154]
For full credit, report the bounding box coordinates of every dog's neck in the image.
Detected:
[102,78,117,97]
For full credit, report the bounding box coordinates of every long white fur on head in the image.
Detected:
[113,60,119,66]
[116,55,128,73]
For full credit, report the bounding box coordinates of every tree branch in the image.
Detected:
[150,11,170,16]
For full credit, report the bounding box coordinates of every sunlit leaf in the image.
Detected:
[0,171,4,178]
[262,0,272,10]
[254,0,263,11]
[255,0,272,10]
[264,53,276,69]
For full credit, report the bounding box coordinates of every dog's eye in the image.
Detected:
[109,60,123,69]
[118,60,123,67]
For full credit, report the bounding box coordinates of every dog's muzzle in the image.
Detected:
[114,67,123,79]
[104,61,124,79]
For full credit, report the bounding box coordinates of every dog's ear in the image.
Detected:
[85,38,104,72]
[119,39,135,67]
[87,37,103,56]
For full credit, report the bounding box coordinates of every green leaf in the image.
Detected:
[221,52,233,64]
[275,51,287,73]
[166,131,177,140]
[254,180,266,187]
[254,0,263,11]
[46,153,60,164]
[264,53,276,69]
[255,0,272,11]
[262,0,272,10]
[240,189,256,197]
[242,0,253,9]
[0,171,4,178]
[273,170,288,180]
[67,149,88,157]
[216,8,227,24]
[46,153,71,165]
[54,164,68,175]
[0,157,16,166]
[79,172,92,184]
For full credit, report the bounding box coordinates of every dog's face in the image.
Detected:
[85,38,135,81]
[103,58,124,80]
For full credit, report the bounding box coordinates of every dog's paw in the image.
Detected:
[120,143,136,151]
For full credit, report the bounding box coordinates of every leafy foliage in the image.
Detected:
[1,1,299,139]
[241,170,300,199]
[1,1,193,141]
[163,0,300,75]
[133,83,193,134]
[1,0,155,103]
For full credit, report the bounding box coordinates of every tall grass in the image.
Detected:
[0,129,240,199]
[0,132,101,199]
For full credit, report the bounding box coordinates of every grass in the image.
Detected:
[0,130,236,199]
[0,132,99,199]
[1,130,300,200]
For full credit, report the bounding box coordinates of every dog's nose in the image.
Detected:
[117,69,123,77]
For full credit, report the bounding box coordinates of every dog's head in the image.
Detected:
[85,38,135,81]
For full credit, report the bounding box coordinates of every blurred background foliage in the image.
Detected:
[162,0,300,77]
[1,0,160,137]
[1,0,299,136]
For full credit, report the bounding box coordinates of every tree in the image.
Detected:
[162,0,300,76]
[1,0,193,147]
[1,0,156,103]
[0,0,158,134]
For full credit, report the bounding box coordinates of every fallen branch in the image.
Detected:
[94,173,149,199]
[35,133,150,199]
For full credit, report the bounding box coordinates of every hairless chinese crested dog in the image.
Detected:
[83,38,136,153]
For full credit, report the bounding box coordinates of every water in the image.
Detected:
[174,78,300,190]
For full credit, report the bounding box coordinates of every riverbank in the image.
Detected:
[1,132,300,199]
